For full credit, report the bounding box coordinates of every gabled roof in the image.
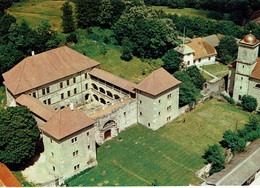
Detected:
[202,34,221,47]
[186,38,217,60]
[250,58,260,80]
[206,139,260,186]
[3,46,100,96]
[39,107,96,141]
[0,163,22,187]
[174,44,195,55]
[16,94,55,121]
[135,68,181,96]
[89,68,137,94]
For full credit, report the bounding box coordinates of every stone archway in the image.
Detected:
[104,130,111,140]
[100,98,106,104]
[99,87,105,94]
[93,94,99,101]
[107,90,113,98]
[85,93,90,101]
[102,120,117,141]
[92,83,98,90]
[114,94,120,100]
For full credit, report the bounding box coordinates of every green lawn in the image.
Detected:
[67,99,250,186]
[202,64,229,78]
[6,0,67,30]
[71,28,162,84]
[152,6,210,18]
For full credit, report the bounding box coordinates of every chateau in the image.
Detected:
[2,46,181,184]
[227,33,260,109]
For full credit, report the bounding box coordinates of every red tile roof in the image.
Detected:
[250,58,260,80]
[0,163,22,187]
[39,107,96,140]
[3,46,100,96]
[16,94,55,121]
[89,68,137,93]
[186,38,217,60]
[135,68,181,96]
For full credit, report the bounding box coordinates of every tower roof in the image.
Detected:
[135,68,181,96]
[40,107,96,141]
[239,34,259,46]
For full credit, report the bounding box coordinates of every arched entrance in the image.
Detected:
[104,130,111,140]
[102,120,117,141]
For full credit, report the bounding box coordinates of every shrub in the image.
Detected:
[66,32,78,44]
[241,95,258,112]
[221,93,235,105]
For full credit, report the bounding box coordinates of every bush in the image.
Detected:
[207,11,223,20]
[221,93,235,105]
[241,95,258,112]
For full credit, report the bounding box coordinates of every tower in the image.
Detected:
[232,34,260,101]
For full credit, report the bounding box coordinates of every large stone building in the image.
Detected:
[2,46,181,184]
[227,34,260,110]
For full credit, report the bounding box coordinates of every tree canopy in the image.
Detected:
[162,49,182,74]
[0,106,40,167]
[217,35,238,64]
[61,1,75,33]
[202,144,225,174]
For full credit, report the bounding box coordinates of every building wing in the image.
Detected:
[3,46,100,96]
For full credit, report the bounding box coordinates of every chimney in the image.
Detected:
[31,51,35,56]
[69,103,74,111]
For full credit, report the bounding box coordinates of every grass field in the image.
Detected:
[6,0,67,30]
[202,64,229,78]
[67,99,250,186]
[71,28,162,84]
[152,6,210,18]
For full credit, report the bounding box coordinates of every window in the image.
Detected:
[73,77,76,83]
[67,90,70,97]
[148,123,150,127]
[139,112,142,116]
[88,145,90,150]
[85,73,88,79]
[242,65,244,68]
[46,87,50,94]
[50,139,52,143]
[255,84,260,89]
[238,95,242,100]
[73,150,79,157]
[139,100,142,104]
[167,94,172,99]
[240,86,242,90]
[60,82,63,89]
[199,58,201,62]
[51,152,54,157]
[48,98,51,105]
[158,112,161,116]
[208,57,211,60]
[61,93,64,100]
[67,80,70,86]
[124,112,126,116]
[32,92,36,98]
[241,77,243,80]
[53,166,55,171]
[71,137,77,143]
[87,132,89,136]
[74,88,77,95]
[159,100,161,104]
[43,100,47,104]
[85,83,88,90]
[74,164,80,171]
[187,61,190,65]
[42,89,46,95]
[167,106,171,111]
[167,116,171,121]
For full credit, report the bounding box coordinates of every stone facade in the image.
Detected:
[227,34,260,110]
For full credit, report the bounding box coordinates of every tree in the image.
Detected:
[241,95,258,112]
[162,49,182,74]
[97,0,114,28]
[186,66,206,90]
[0,106,40,167]
[75,0,100,29]
[220,130,246,154]
[217,35,238,64]
[173,70,197,107]
[61,1,75,33]
[202,144,225,174]
[0,14,16,37]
